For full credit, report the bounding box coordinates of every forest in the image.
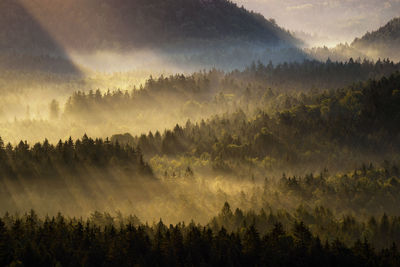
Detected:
[352,17,400,61]
[1,58,400,266]
[1,0,400,266]
[1,208,400,266]
[2,64,400,265]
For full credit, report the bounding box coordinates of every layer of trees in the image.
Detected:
[353,17,400,46]
[110,71,400,168]
[0,135,153,180]
[0,208,399,266]
[63,59,400,130]
[352,17,400,61]
[211,202,400,250]
[238,58,400,91]
[276,162,400,216]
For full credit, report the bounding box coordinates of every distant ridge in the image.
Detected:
[352,17,400,61]
[0,0,81,75]
[0,0,305,70]
[0,0,299,52]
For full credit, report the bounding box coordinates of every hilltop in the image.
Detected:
[0,0,305,71]
[352,17,400,60]
[0,0,299,52]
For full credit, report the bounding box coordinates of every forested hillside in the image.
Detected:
[2,58,400,267]
[0,0,80,74]
[305,17,400,62]
[0,0,303,71]
[352,17,400,61]
[0,135,156,216]
[103,72,400,175]
[0,0,297,52]
[0,135,152,180]
[1,0,399,265]
[50,59,399,144]
[2,58,398,143]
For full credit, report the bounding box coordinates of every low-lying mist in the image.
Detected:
[1,58,400,226]
[0,169,259,224]
[3,150,400,225]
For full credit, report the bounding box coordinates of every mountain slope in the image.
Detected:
[0,0,81,75]
[0,0,303,71]
[1,0,299,52]
[352,17,400,61]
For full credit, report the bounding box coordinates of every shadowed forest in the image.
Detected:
[1,0,400,266]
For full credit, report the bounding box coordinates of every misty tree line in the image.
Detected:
[210,202,400,251]
[62,59,400,124]
[2,130,400,222]
[304,17,400,63]
[147,156,400,222]
[276,162,400,216]
[306,18,400,62]
[1,206,400,266]
[110,72,400,168]
[352,18,400,50]
[239,58,400,91]
[0,135,153,180]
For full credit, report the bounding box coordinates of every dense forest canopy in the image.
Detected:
[0,0,400,264]
[0,135,153,179]
[106,72,400,172]
[57,59,400,153]
[2,58,400,144]
[3,61,400,264]
[0,207,400,266]
[3,69,400,223]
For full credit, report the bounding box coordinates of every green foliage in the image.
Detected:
[66,59,400,120]
[277,163,400,216]
[0,135,153,180]
[109,72,400,170]
[240,58,400,91]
